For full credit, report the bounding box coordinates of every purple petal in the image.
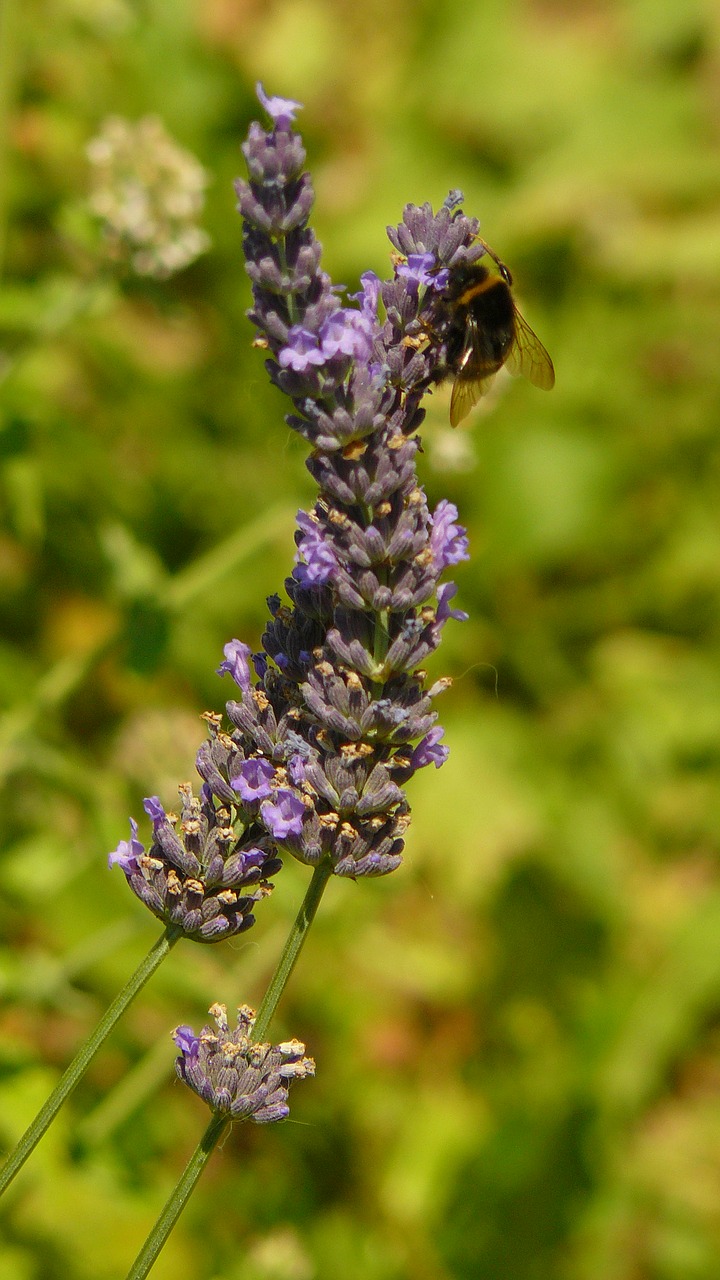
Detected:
[396,253,448,292]
[143,796,166,827]
[173,1025,200,1058]
[231,758,276,803]
[256,82,303,128]
[320,310,375,361]
[430,499,470,570]
[217,639,254,694]
[252,651,268,680]
[287,753,307,786]
[295,510,338,584]
[261,789,305,840]
[279,327,325,371]
[108,817,144,872]
[436,581,469,626]
[350,271,382,323]
[238,846,267,871]
[411,727,449,770]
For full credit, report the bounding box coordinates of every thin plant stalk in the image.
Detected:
[125,859,333,1280]
[252,857,332,1041]
[0,924,182,1198]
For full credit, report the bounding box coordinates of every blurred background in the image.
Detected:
[2,0,720,1277]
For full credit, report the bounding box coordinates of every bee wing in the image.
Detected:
[450,373,494,427]
[449,315,495,427]
[505,306,555,390]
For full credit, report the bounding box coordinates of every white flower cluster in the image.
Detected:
[87,115,210,278]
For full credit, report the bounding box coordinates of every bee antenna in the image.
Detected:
[474,236,513,285]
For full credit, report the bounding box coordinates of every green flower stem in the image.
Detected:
[252,857,332,1041]
[125,859,333,1280]
[0,924,181,1198]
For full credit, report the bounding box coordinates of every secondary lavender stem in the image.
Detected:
[126,861,332,1279]
[0,925,181,1198]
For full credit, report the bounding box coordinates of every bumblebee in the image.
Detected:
[440,241,555,426]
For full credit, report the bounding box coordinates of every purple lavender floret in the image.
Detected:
[173,1025,199,1058]
[108,818,144,874]
[255,83,302,129]
[231,757,275,802]
[430,500,470,570]
[396,253,449,293]
[189,83,480,880]
[294,509,338,585]
[217,639,254,694]
[411,727,450,771]
[174,1002,315,1122]
[261,789,306,840]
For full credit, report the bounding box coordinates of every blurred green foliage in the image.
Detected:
[2,0,720,1276]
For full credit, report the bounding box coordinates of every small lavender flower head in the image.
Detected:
[173,1002,315,1122]
[108,781,281,942]
[193,85,478,881]
[87,115,210,277]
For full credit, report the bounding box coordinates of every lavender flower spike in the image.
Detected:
[185,83,479,883]
[109,87,484,901]
[174,1003,315,1122]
